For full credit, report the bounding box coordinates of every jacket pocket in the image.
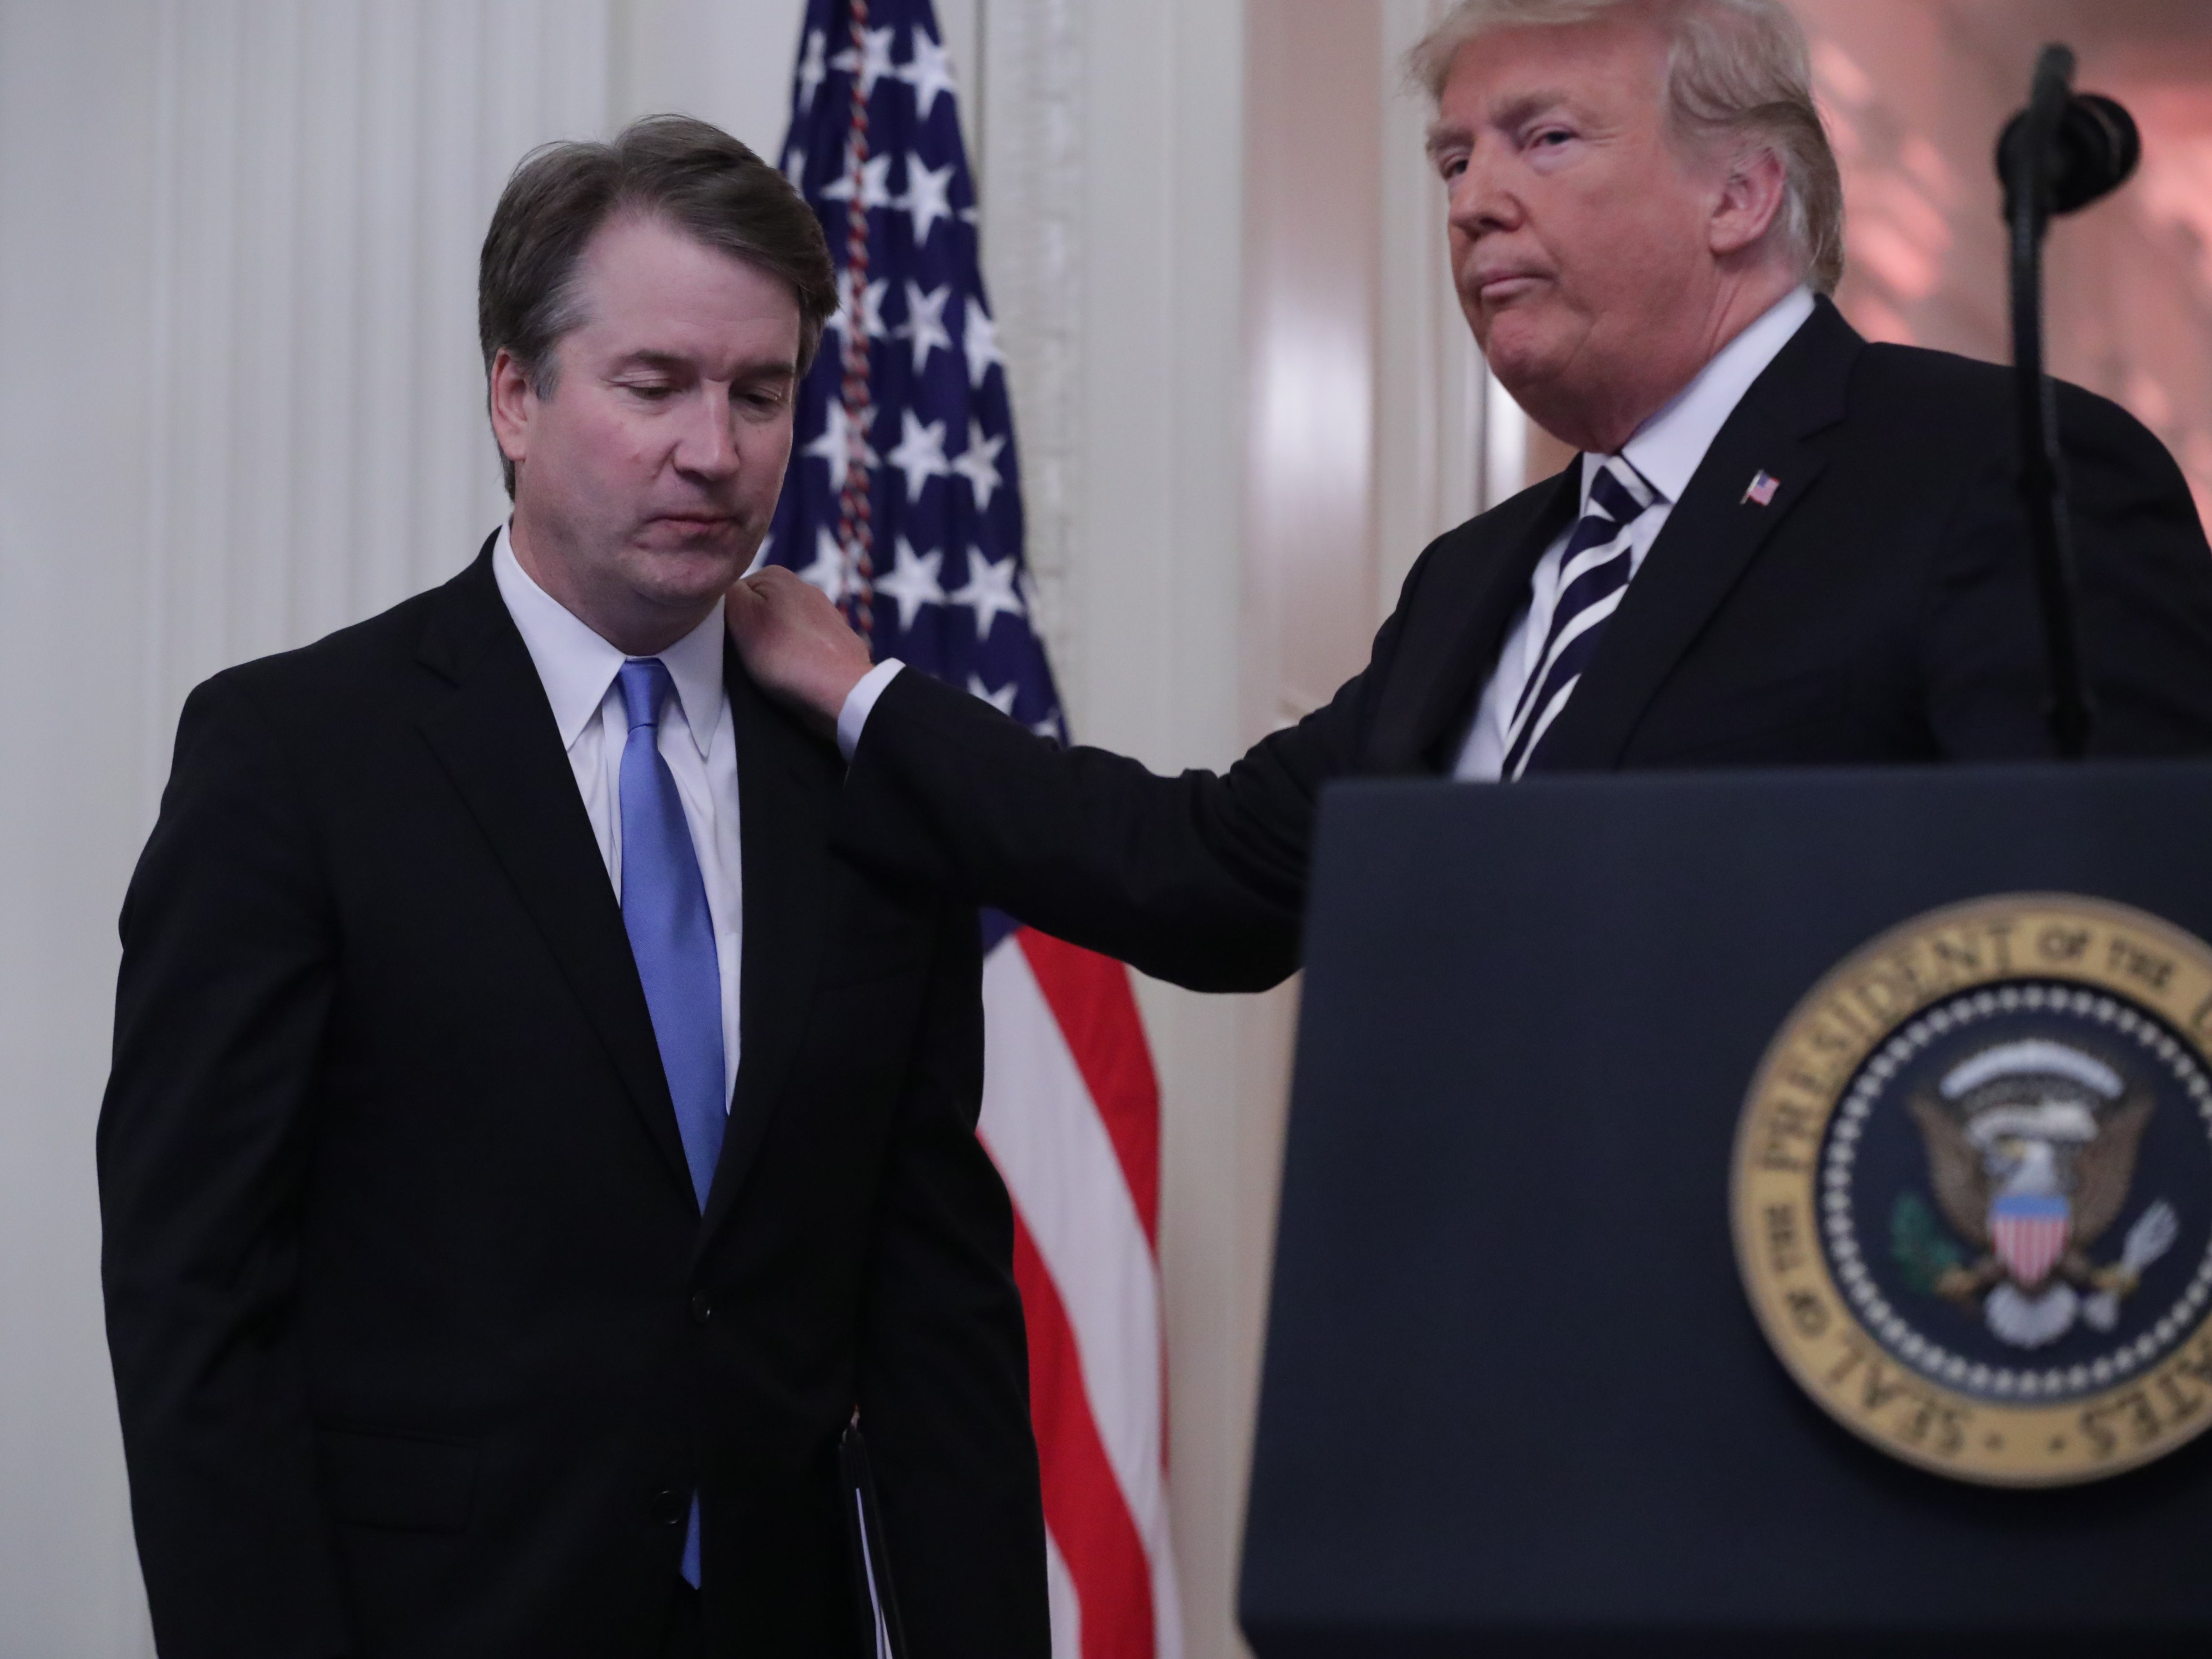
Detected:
[317,1424,478,1533]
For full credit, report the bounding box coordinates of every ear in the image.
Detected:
[487,348,538,470]
[1709,143,1789,260]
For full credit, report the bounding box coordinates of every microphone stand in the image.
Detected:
[2006,44,2093,760]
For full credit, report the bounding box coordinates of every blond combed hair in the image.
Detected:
[1408,0,1845,294]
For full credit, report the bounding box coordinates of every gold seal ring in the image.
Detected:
[1733,894,2212,1486]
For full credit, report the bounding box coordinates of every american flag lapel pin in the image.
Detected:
[1743,469,1781,507]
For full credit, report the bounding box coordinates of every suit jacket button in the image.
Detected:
[689,1292,713,1325]
[652,1488,688,1526]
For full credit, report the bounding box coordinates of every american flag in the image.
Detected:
[767,5,1183,1655]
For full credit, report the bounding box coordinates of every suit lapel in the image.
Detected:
[1371,463,1584,773]
[1532,297,1862,772]
[414,546,696,1205]
[698,642,838,1243]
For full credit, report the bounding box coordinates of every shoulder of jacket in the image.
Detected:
[1859,339,2137,424]
[1852,341,2163,482]
[194,584,447,717]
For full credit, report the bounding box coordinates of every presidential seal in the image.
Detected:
[1732,895,2212,1486]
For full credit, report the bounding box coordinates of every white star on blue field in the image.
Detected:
[765,0,1066,755]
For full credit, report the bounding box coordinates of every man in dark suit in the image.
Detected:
[98,117,1047,1658]
[725,0,2212,995]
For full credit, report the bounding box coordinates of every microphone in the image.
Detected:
[1995,46,2140,762]
[1997,82,2140,219]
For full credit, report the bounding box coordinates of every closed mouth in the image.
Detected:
[1475,272,1549,303]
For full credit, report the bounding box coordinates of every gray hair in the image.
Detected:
[1408,0,1844,294]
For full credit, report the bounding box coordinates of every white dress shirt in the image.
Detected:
[1453,286,1815,779]
[839,657,907,760]
[493,526,743,1103]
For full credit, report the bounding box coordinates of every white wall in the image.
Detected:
[141,0,615,798]
[0,6,162,1650]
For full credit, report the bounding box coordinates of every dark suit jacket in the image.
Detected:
[831,298,2212,992]
[98,544,1048,1659]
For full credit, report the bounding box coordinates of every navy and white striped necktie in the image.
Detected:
[1498,456,1659,780]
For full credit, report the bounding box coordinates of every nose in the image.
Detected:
[1448,139,1520,241]
[673,384,739,481]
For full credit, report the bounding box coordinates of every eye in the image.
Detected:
[624,381,677,402]
[1529,126,1575,150]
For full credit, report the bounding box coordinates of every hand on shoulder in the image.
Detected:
[728,566,875,733]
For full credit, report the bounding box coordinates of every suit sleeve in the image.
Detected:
[97,676,357,1659]
[854,901,1050,1659]
[1921,381,2212,759]
[831,580,1427,994]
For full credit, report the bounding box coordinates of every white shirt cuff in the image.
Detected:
[837,659,906,761]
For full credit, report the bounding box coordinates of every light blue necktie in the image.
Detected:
[616,657,724,1589]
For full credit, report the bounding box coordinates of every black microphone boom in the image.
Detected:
[1995,45,2141,761]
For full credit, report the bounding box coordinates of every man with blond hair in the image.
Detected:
[727,0,2212,994]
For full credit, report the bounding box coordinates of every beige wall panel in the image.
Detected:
[1245,0,1383,728]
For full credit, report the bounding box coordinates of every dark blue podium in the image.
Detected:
[1240,766,2212,1658]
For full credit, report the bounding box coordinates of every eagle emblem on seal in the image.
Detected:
[1735,895,2212,1485]
[1902,1038,2178,1350]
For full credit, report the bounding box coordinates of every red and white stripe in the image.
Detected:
[1992,1211,2070,1289]
[980,929,1181,1659]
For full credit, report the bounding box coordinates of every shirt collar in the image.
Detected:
[491,523,727,759]
[654,588,729,761]
[1583,284,1817,509]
